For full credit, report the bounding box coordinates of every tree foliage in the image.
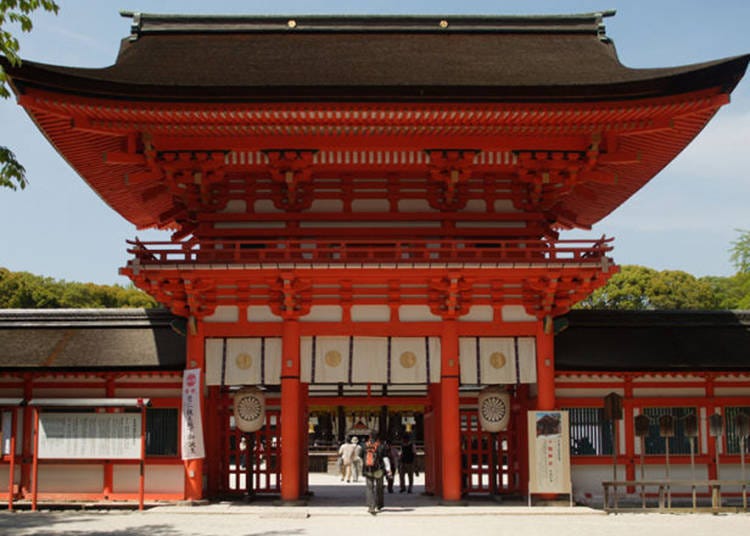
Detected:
[578,265,721,310]
[1,0,60,190]
[0,267,157,308]
[729,229,750,275]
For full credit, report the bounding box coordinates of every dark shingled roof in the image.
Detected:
[0,309,186,370]
[557,310,750,372]
[1,309,749,373]
[3,11,748,102]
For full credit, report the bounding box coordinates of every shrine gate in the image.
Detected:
[2,11,748,504]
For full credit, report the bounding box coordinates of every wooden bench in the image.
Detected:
[602,479,749,512]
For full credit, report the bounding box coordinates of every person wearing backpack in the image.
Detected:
[399,433,417,493]
[362,432,392,515]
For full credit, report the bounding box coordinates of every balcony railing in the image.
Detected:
[125,237,614,268]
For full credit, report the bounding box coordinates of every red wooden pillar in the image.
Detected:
[103,376,115,500]
[205,386,221,497]
[184,318,205,500]
[20,375,32,497]
[280,318,303,502]
[440,319,462,502]
[624,377,636,486]
[535,316,556,410]
[426,383,442,496]
[298,382,309,497]
[706,377,719,480]
[516,383,531,495]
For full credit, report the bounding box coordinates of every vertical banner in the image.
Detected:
[181,368,205,460]
[527,410,571,494]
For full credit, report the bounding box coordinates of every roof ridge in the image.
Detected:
[120,11,616,40]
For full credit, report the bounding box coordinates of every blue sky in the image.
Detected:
[0,0,748,285]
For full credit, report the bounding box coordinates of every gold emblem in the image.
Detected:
[235,352,253,370]
[325,350,342,367]
[489,352,506,369]
[400,351,417,368]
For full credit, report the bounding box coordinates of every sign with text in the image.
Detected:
[181,368,205,460]
[38,413,141,459]
[527,410,572,494]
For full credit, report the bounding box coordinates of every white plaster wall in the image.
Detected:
[114,464,184,494]
[0,466,20,487]
[115,388,182,398]
[204,306,239,323]
[214,221,285,229]
[494,199,521,212]
[39,465,103,492]
[501,305,535,322]
[300,306,342,322]
[398,305,441,322]
[247,306,281,322]
[459,305,493,322]
[462,199,486,212]
[308,199,344,212]
[558,388,626,399]
[33,388,105,398]
[221,199,247,213]
[632,387,706,397]
[715,387,750,396]
[571,465,624,500]
[398,199,436,212]
[351,199,390,212]
[253,199,284,213]
[350,305,391,322]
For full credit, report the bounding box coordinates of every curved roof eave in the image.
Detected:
[3,54,748,104]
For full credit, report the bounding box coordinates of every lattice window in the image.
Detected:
[725,406,750,455]
[565,407,613,456]
[642,407,697,455]
[146,408,178,457]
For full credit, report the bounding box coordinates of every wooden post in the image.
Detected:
[280,318,302,502]
[440,319,462,503]
[535,317,555,410]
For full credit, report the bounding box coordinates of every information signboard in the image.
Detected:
[38,412,141,459]
[527,410,572,494]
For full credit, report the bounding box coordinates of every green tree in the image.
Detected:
[0,267,157,308]
[729,229,750,274]
[1,0,59,190]
[578,265,720,310]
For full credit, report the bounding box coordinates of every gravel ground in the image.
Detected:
[1,472,748,536]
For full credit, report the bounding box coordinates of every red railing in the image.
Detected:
[125,237,614,267]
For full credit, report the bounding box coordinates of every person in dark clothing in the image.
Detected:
[385,438,400,493]
[362,432,392,515]
[399,433,417,493]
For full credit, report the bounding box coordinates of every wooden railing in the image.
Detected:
[125,237,614,267]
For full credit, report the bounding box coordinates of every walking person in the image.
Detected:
[338,436,357,482]
[351,436,363,482]
[385,437,400,493]
[399,433,417,493]
[362,432,392,515]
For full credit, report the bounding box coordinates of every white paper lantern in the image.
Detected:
[478,386,511,432]
[233,387,266,432]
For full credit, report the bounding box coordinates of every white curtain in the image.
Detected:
[351,337,389,383]
[459,337,537,385]
[204,337,282,386]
